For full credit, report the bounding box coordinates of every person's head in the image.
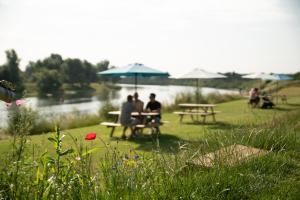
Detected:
[254,88,258,92]
[133,92,139,100]
[149,93,156,102]
[127,95,133,102]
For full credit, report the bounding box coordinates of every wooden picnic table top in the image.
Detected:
[108,111,160,116]
[178,103,216,108]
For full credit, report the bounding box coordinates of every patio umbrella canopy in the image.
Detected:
[178,68,227,103]
[242,73,277,80]
[97,63,169,91]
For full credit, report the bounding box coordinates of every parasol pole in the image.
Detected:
[134,74,137,92]
[196,79,200,104]
[276,81,279,104]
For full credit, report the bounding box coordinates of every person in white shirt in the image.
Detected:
[120,95,136,139]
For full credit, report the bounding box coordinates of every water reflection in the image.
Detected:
[96,87,119,102]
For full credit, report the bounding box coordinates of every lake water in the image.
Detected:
[0,84,238,127]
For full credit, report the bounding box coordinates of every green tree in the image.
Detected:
[36,69,62,96]
[62,58,86,87]
[96,60,109,72]
[293,72,300,80]
[25,54,64,82]
[83,60,97,85]
[0,49,25,95]
[95,60,110,82]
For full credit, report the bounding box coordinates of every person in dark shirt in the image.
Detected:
[145,93,161,122]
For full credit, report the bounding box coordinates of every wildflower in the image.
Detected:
[123,159,137,168]
[85,132,97,140]
[75,156,81,161]
[133,155,139,160]
[16,99,25,106]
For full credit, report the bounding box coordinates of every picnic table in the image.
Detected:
[173,103,219,123]
[100,111,162,137]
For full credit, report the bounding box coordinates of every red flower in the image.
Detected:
[85,133,97,140]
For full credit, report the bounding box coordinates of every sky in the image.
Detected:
[0,0,299,76]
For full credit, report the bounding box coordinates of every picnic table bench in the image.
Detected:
[173,103,219,123]
[100,111,164,137]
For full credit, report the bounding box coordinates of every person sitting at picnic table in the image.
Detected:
[120,95,137,139]
[133,92,144,113]
[145,93,161,123]
[249,88,260,108]
[133,92,144,124]
[261,92,275,109]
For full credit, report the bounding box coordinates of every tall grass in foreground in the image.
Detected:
[0,111,299,199]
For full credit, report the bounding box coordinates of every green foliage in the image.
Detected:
[62,58,91,87]
[99,101,119,121]
[0,49,25,95]
[166,91,242,111]
[25,54,64,83]
[293,71,300,80]
[36,69,63,96]
[206,92,241,104]
[95,60,109,82]
[5,105,100,135]
[7,105,37,135]
[24,53,110,95]
[174,91,207,104]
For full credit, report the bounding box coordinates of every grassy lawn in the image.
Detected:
[1,87,300,157]
[0,85,299,199]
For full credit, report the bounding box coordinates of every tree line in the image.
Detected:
[1,49,299,97]
[0,49,112,96]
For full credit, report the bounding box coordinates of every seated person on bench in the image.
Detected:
[145,93,161,124]
[249,88,260,108]
[261,92,274,109]
[133,92,144,123]
[120,95,138,139]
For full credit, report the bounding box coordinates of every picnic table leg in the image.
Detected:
[179,114,184,123]
[211,107,216,122]
[110,127,116,137]
[114,115,119,123]
[190,114,194,121]
[188,108,194,122]
[202,107,209,123]
[151,127,160,135]
[202,115,206,123]
[156,127,161,134]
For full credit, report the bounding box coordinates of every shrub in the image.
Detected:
[5,106,101,135]
[99,101,119,121]
[206,92,241,104]
[7,105,37,135]
[165,91,242,111]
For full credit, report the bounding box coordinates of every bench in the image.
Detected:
[100,121,165,137]
[100,122,121,137]
[173,111,220,123]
